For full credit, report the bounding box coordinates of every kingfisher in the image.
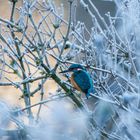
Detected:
[60,64,95,99]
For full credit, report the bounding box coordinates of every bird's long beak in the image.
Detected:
[59,69,71,73]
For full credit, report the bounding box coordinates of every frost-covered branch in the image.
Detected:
[0,0,140,139]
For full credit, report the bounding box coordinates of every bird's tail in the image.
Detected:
[86,88,96,99]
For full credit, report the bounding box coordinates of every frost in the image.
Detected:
[0,101,10,128]
[28,101,88,140]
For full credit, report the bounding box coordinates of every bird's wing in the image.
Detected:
[73,70,93,94]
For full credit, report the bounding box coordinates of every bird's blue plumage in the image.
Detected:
[69,64,86,71]
[72,70,95,98]
[60,64,95,98]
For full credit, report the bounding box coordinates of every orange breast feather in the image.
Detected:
[70,74,82,92]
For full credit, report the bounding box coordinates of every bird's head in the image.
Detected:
[60,64,86,73]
